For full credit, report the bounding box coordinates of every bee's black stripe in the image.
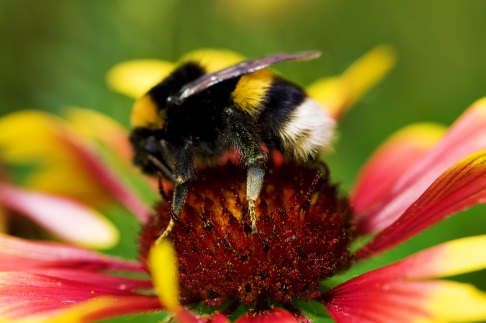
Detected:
[258,77,307,143]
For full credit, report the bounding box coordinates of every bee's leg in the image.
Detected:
[172,142,194,219]
[224,107,267,233]
[155,218,175,245]
[155,173,175,244]
[156,143,194,244]
[155,178,189,244]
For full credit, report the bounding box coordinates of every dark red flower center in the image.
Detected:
[139,157,354,310]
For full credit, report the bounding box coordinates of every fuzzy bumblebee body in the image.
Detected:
[129,51,335,232]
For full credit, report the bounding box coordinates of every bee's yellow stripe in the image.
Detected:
[131,95,165,129]
[232,70,273,114]
[180,49,273,115]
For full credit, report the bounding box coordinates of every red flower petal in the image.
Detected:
[361,235,486,280]
[41,296,162,323]
[0,111,151,224]
[0,272,160,319]
[60,132,150,223]
[324,278,433,322]
[356,150,486,259]
[352,123,444,217]
[64,107,134,163]
[324,236,486,322]
[211,314,232,323]
[235,308,301,323]
[172,309,231,323]
[0,234,143,272]
[0,184,118,249]
[25,269,152,291]
[356,98,486,234]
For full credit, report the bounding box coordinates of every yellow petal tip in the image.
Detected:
[390,122,446,150]
[107,59,174,98]
[148,239,180,312]
[179,48,245,73]
[77,217,120,250]
[440,235,486,277]
[307,45,397,119]
[426,281,486,322]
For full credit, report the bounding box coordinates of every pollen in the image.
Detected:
[139,157,355,309]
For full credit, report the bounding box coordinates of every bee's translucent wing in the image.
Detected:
[168,51,321,104]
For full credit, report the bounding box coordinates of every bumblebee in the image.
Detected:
[129,51,335,233]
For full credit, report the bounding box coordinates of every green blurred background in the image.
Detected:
[1,0,486,319]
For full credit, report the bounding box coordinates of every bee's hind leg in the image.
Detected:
[224,107,267,233]
[246,165,265,233]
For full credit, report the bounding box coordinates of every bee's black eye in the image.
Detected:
[145,136,159,154]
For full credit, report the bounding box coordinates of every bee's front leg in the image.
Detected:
[156,142,194,244]
[172,142,195,219]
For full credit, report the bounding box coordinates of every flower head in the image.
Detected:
[1,48,486,323]
[141,157,354,308]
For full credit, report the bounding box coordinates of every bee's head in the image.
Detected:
[129,93,176,178]
[129,128,161,175]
